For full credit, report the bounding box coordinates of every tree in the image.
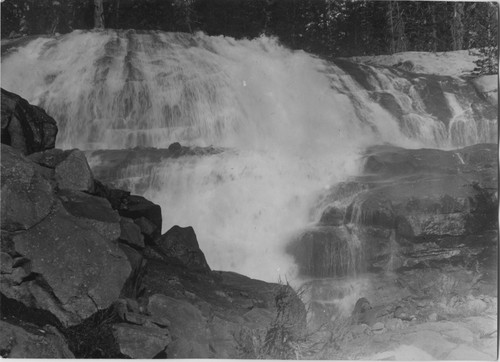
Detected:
[451,2,464,50]
[94,0,104,29]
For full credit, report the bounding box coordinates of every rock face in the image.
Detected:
[1,145,57,231]
[152,226,211,273]
[29,148,95,192]
[0,91,304,358]
[289,143,498,279]
[1,88,58,155]
[0,320,74,358]
[1,145,131,327]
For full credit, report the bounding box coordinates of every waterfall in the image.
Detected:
[1,30,495,282]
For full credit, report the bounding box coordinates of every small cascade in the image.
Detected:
[334,61,497,148]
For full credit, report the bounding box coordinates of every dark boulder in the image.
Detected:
[0,145,57,232]
[1,88,57,155]
[58,189,121,241]
[7,203,131,326]
[29,148,95,192]
[119,217,145,249]
[153,225,211,273]
[112,322,170,358]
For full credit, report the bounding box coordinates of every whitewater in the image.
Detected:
[1,29,495,282]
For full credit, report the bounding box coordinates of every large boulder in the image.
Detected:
[29,148,95,192]
[0,320,74,358]
[58,189,121,241]
[1,145,57,231]
[1,88,57,155]
[112,323,170,358]
[148,294,210,358]
[153,225,211,273]
[93,181,162,243]
[9,203,131,325]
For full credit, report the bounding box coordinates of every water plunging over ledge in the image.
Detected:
[2,29,496,282]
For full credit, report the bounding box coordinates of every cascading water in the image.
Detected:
[1,29,495,283]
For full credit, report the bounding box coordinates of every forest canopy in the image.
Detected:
[1,0,498,61]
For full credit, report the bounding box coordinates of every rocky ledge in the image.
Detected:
[289,143,497,280]
[0,89,306,358]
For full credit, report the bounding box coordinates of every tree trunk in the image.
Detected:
[451,2,464,50]
[94,0,105,29]
[387,1,396,53]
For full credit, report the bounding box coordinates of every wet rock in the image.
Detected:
[168,141,182,153]
[287,225,363,278]
[154,225,211,273]
[112,323,170,358]
[294,143,498,276]
[0,320,73,358]
[1,88,58,155]
[12,203,131,326]
[318,206,344,226]
[1,145,57,232]
[371,322,385,334]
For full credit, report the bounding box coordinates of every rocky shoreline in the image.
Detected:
[1,89,497,359]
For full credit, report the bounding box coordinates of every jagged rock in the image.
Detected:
[1,88,58,155]
[28,148,68,168]
[55,149,95,192]
[147,294,210,358]
[0,145,57,232]
[29,148,95,192]
[112,323,170,358]
[11,203,131,326]
[0,320,74,358]
[58,189,121,241]
[118,195,162,237]
[154,225,211,273]
[119,217,145,249]
[318,206,344,226]
[134,217,158,244]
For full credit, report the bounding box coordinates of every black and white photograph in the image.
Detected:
[0,0,498,359]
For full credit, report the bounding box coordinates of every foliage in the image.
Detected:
[62,307,123,358]
[234,280,354,359]
[1,0,497,63]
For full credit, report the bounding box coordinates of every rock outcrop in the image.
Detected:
[1,91,305,358]
[1,88,58,155]
[0,319,74,358]
[289,143,498,279]
[1,144,131,327]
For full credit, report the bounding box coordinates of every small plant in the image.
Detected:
[63,307,122,358]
